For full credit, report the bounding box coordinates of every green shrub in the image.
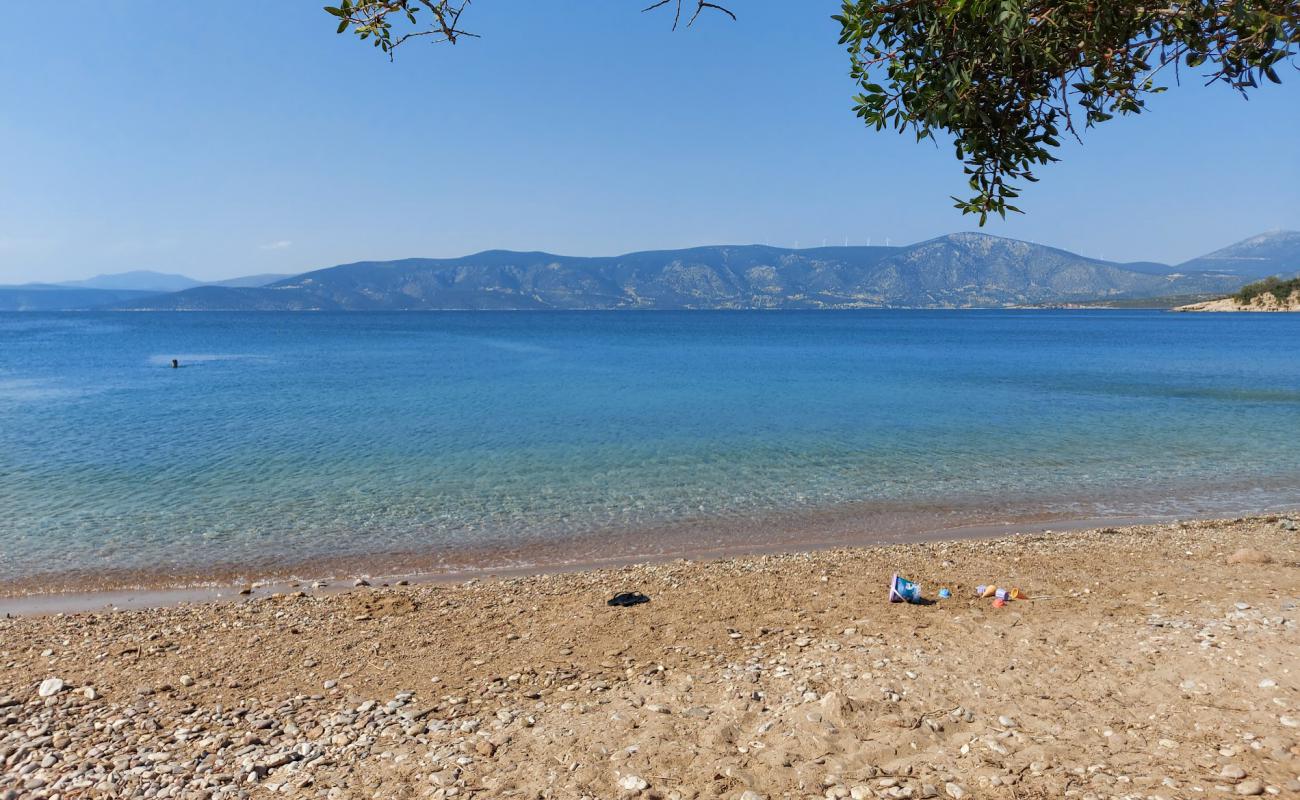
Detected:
[1234,276,1299,305]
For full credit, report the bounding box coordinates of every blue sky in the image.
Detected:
[2,1,1297,283]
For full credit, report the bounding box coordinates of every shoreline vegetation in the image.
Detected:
[2,515,1297,799]
[1175,277,1300,313]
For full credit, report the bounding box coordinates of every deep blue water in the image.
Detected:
[1,310,1298,586]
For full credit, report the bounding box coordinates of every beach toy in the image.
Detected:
[995,587,1010,601]
[980,585,998,598]
[889,574,922,604]
[992,598,1007,608]
[1009,587,1028,600]
[975,584,987,597]
[938,587,951,600]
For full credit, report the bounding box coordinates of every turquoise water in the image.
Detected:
[1,310,1298,587]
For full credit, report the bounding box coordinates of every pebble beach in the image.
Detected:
[2,515,1298,799]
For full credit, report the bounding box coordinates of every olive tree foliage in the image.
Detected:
[326,1,1299,222]
[322,0,731,53]
[838,1,1300,221]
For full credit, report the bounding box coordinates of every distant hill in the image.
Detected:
[59,270,201,293]
[0,285,159,311]
[1175,230,1300,279]
[55,270,290,292]
[0,271,294,309]
[210,273,292,288]
[115,233,1247,311]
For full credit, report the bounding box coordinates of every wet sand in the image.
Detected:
[0,508,1189,616]
[2,515,1298,800]
[8,479,1298,606]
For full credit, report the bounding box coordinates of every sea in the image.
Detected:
[2,310,1298,592]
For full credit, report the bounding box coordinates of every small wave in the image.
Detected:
[146,354,270,366]
[0,378,89,403]
[464,338,554,355]
[0,317,126,336]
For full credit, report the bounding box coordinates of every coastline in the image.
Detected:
[0,512,1148,617]
[2,514,1297,799]
[1174,290,1300,312]
[6,491,1299,614]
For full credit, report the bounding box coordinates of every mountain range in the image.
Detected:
[3,231,1296,312]
[0,272,289,311]
[56,270,292,293]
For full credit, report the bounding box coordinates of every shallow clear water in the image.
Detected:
[1,310,1298,585]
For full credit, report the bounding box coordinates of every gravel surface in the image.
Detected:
[2,516,1298,799]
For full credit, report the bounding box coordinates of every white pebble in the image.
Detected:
[617,774,649,792]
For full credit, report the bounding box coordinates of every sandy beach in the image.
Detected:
[2,515,1298,800]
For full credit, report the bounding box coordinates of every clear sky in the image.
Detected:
[2,1,1297,283]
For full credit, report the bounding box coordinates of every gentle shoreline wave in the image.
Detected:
[3,309,1299,595]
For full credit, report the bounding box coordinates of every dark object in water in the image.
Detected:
[171,359,179,369]
[607,592,650,607]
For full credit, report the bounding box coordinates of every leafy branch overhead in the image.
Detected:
[322,1,732,53]
[837,1,1299,222]
[323,1,477,51]
[325,1,1300,223]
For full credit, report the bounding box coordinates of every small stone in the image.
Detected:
[1280,716,1299,728]
[1235,779,1264,796]
[180,674,195,687]
[850,787,872,800]
[618,774,649,792]
[1226,549,1272,565]
[475,740,496,757]
[37,677,64,697]
[395,579,410,586]
[81,686,97,700]
[1258,678,1276,689]
[324,680,337,690]
[738,793,766,800]
[1221,765,1247,780]
[353,578,370,587]
[1234,602,1251,611]
[944,783,966,800]
[998,715,1017,728]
